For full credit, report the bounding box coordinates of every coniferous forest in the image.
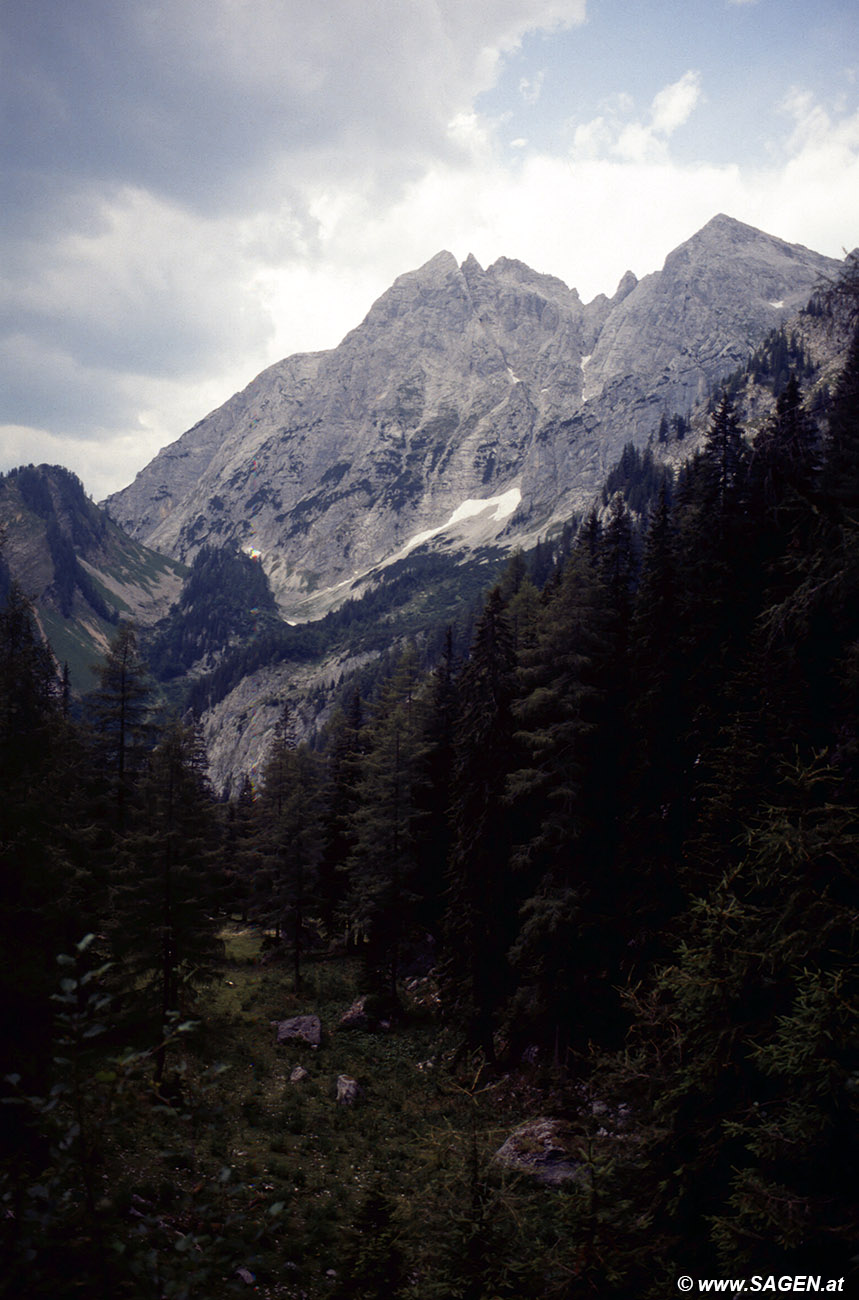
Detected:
[2,275,859,1297]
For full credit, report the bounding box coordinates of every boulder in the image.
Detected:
[289,1065,309,1083]
[271,1014,322,1048]
[335,1075,363,1106]
[494,1118,582,1187]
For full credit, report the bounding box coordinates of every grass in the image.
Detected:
[20,927,579,1299]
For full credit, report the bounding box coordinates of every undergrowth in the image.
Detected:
[2,929,582,1299]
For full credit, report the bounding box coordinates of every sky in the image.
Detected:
[2,0,858,500]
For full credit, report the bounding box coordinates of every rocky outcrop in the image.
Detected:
[106,217,840,624]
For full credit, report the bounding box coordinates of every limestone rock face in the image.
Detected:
[106,216,839,621]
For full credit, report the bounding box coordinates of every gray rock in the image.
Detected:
[335,1075,363,1106]
[289,1065,309,1083]
[338,998,373,1030]
[107,218,839,626]
[103,216,847,791]
[271,1015,322,1048]
[495,1118,582,1187]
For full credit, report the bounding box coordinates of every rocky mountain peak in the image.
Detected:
[612,270,638,302]
[106,217,843,622]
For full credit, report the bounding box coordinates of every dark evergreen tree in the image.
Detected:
[107,719,221,1067]
[702,391,747,530]
[255,707,323,991]
[221,773,258,923]
[507,540,627,1058]
[0,583,69,1097]
[820,311,859,510]
[345,647,425,997]
[86,622,153,832]
[442,588,518,1062]
[319,690,365,942]
[625,759,859,1283]
[749,375,819,525]
[412,629,458,943]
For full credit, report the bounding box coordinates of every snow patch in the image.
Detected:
[402,487,522,555]
[581,354,599,404]
[769,299,785,309]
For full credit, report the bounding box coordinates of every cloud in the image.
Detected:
[1,1,856,506]
[1,0,588,495]
[651,71,703,136]
[2,0,587,226]
[572,72,703,164]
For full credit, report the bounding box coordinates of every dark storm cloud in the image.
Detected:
[0,0,588,492]
[2,0,502,230]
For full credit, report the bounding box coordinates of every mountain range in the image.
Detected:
[2,214,853,788]
[105,215,840,622]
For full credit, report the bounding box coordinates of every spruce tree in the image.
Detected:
[634,759,859,1281]
[624,480,687,932]
[319,690,365,943]
[345,647,425,998]
[508,540,627,1057]
[255,711,323,992]
[412,629,458,943]
[442,588,518,1062]
[0,583,70,1096]
[221,773,258,923]
[107,718,221,1066]
[86,622,153,833]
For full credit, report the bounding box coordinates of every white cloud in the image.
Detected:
[2,1,856,505]
[572,71,703,164]
[651,71,703,136]
[1,1,589,494]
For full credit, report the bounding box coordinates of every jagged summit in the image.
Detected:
[106,216,841,622]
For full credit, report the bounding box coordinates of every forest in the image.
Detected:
[1,270,858,1298]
